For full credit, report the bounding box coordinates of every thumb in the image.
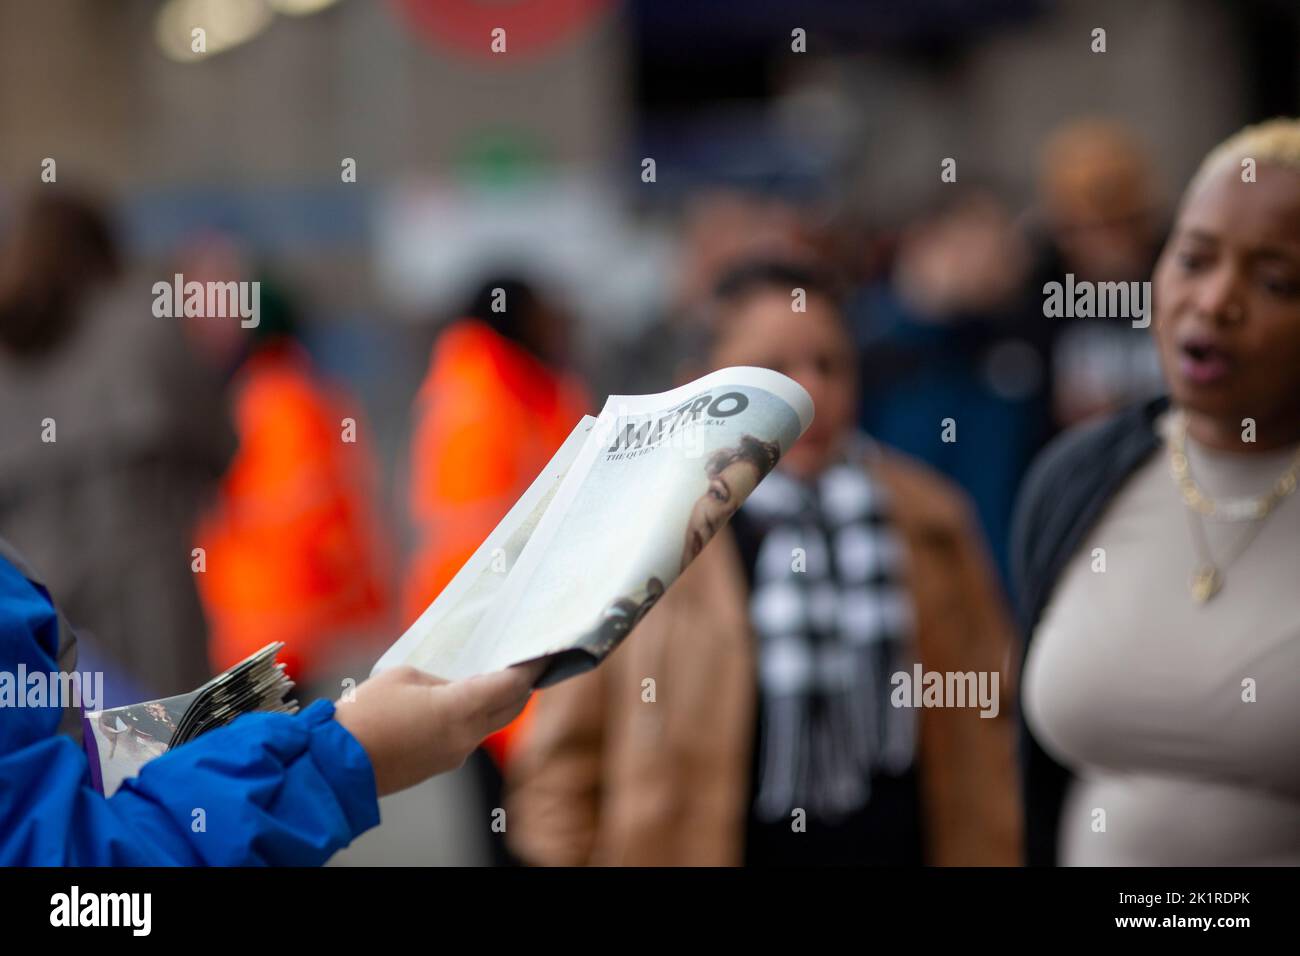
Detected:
[443,660,543,727]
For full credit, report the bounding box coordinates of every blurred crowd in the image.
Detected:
[12,77,1300,866]
[0,114,1171,864]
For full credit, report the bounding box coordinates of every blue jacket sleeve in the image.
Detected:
[0,555,380,866]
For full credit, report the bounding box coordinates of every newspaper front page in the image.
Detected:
[374,366,813,685]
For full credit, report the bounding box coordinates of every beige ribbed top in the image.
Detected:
[1023,414,1300,865]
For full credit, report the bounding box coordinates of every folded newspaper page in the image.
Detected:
[83,643,296,796]
[374,366,814,687]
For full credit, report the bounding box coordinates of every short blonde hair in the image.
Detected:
[1191,117,1300,192]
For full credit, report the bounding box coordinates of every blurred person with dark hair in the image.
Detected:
[1014,119,1300,865]
[506,258,1021,866]
[852,192,1052,586]
[1029,118,1168,426]
[0,190,233,700]
[0,191,119,354]
[188,272,394,686]
[673,191,814,313]
[616,189,819,398]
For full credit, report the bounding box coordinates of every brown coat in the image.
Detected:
[505,450,1023,866]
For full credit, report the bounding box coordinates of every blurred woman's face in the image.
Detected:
[711,290,857,480]
[681,458,761,571]
[1152,162,1300,450]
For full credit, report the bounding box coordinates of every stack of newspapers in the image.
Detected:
[85,643,296,796]
[170,642,297,746]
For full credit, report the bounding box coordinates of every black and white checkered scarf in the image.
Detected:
[743,437,917,823]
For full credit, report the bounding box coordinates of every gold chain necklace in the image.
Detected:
[1167,412,1300,602]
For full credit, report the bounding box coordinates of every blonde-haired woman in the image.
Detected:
[1014,119,1300,865]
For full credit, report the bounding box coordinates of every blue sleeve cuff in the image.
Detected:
[302,699,381,839]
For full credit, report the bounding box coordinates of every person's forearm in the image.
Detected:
[1,700,379,866]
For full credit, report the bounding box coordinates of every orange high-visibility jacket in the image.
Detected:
[196,341,392,681]
[404,320,589,765]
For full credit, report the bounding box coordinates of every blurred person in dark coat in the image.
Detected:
[0,190,234,699]
[853,192,1051,587]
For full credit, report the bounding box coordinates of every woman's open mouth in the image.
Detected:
[1178,338,1234,386]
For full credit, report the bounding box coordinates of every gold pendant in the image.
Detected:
[1191,565,1222,603]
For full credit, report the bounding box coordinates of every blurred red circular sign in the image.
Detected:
[393,0,612,61]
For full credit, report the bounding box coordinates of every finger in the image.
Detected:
[468,663,540,703]
[449,684,534,743]
[508,659,548,686]
[476,696,532,736]
[438,668,532,727]
[381,665,448,689]
[483,683,537,727]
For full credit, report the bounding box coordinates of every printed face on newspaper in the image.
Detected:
[86,694,190,796]
[374,366,813,687]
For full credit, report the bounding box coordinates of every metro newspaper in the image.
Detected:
[374,365,813,685]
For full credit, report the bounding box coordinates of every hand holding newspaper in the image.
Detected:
[374,366,814,687]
